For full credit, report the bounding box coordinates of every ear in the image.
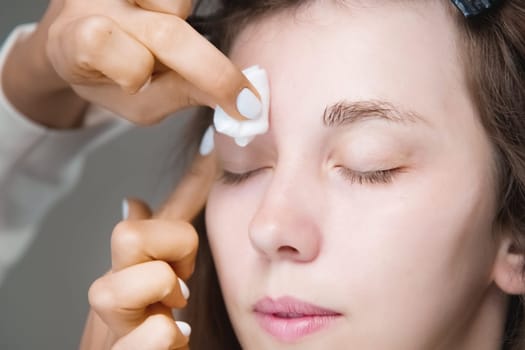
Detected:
[492,235,525,295]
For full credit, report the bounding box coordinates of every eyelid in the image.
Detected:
[219,165,403,186]
[219,167,270,185]
[335,166,402,185]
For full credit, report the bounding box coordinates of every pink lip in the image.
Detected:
[253,296,342,343]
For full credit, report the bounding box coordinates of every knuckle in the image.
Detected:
[73,16,114,67]
[128,70,153,93]
[118,78,143,95]
[172,221,199,245]
[88,278,116,312]
[119,58,154,93]
[181,223,199,249]
[111,221,143,256]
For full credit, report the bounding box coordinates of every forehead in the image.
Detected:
[228,1,474,134]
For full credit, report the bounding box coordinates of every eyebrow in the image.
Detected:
[323,99,427,128]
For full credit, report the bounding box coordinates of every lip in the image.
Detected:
[253,296,342,343]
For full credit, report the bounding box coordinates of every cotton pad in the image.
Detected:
[199,65,270,156]
[214,65,270,147]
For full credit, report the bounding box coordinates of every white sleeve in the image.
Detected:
[0,24,132,285]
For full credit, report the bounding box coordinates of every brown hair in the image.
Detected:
[182,1,525,349]
[454,3,525,349]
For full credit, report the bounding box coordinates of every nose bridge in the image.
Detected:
[248,164,322,263]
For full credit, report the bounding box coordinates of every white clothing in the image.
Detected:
[0,24,131,285]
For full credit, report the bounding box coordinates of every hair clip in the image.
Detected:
[451,0,500,18]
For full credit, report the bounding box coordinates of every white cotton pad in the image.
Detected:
[213,65,270,147]
[199,125,215,156]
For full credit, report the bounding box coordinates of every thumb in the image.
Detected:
[122,197,153,220]
[155,153,217,222]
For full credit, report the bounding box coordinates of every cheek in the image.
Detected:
[320,162,498,343]
[204,138,499,348]
[205,184,261,305]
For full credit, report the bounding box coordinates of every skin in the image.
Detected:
[2,0,258,128]
[83,1,525,349]
[2,0,87,128]
[205,1,520,349]
[82,154,216,349]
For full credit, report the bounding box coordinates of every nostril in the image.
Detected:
[278,246,299,255]
[249,212,321,262]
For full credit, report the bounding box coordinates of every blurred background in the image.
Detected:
[0,1,191,348]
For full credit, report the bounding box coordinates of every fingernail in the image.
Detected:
[199,125,215,156]
[178,278,190,300]
[122,198,129,220]
[236,88,262,120]
[176,321,192,337]
[138,76,152,93]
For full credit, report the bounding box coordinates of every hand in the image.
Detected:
[1,0,88,129]
[46,0,261,125]
[81,153,217,349]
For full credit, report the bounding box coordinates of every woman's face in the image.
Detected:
[206,1,503,349]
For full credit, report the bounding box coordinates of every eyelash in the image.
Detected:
[335,166,398,185]
[220,167,400,185]
[219,169,265,185]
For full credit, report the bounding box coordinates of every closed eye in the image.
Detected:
[220,167,401,186]
[335,166,402,185]
[219,168,267,185]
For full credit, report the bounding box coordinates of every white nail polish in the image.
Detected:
[236,88,262,120]
[176,321,192,337]
[199,125,215,156]
[178,278,190,300]
[213,66,270,147]
[121,199,129,220]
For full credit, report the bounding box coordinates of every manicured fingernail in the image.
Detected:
[236,88,262,120]
[122,198,129,220]
[178,278,190,300]
[199,125,215,156]
[138,76,152,93]
[176,321,192,337]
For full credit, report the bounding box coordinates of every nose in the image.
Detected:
[248,183,322,263]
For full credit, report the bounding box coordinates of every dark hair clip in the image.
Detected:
[451,0,500,18]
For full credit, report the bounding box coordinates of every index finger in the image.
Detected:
[115,11,262,121]
[155,152,218,222]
